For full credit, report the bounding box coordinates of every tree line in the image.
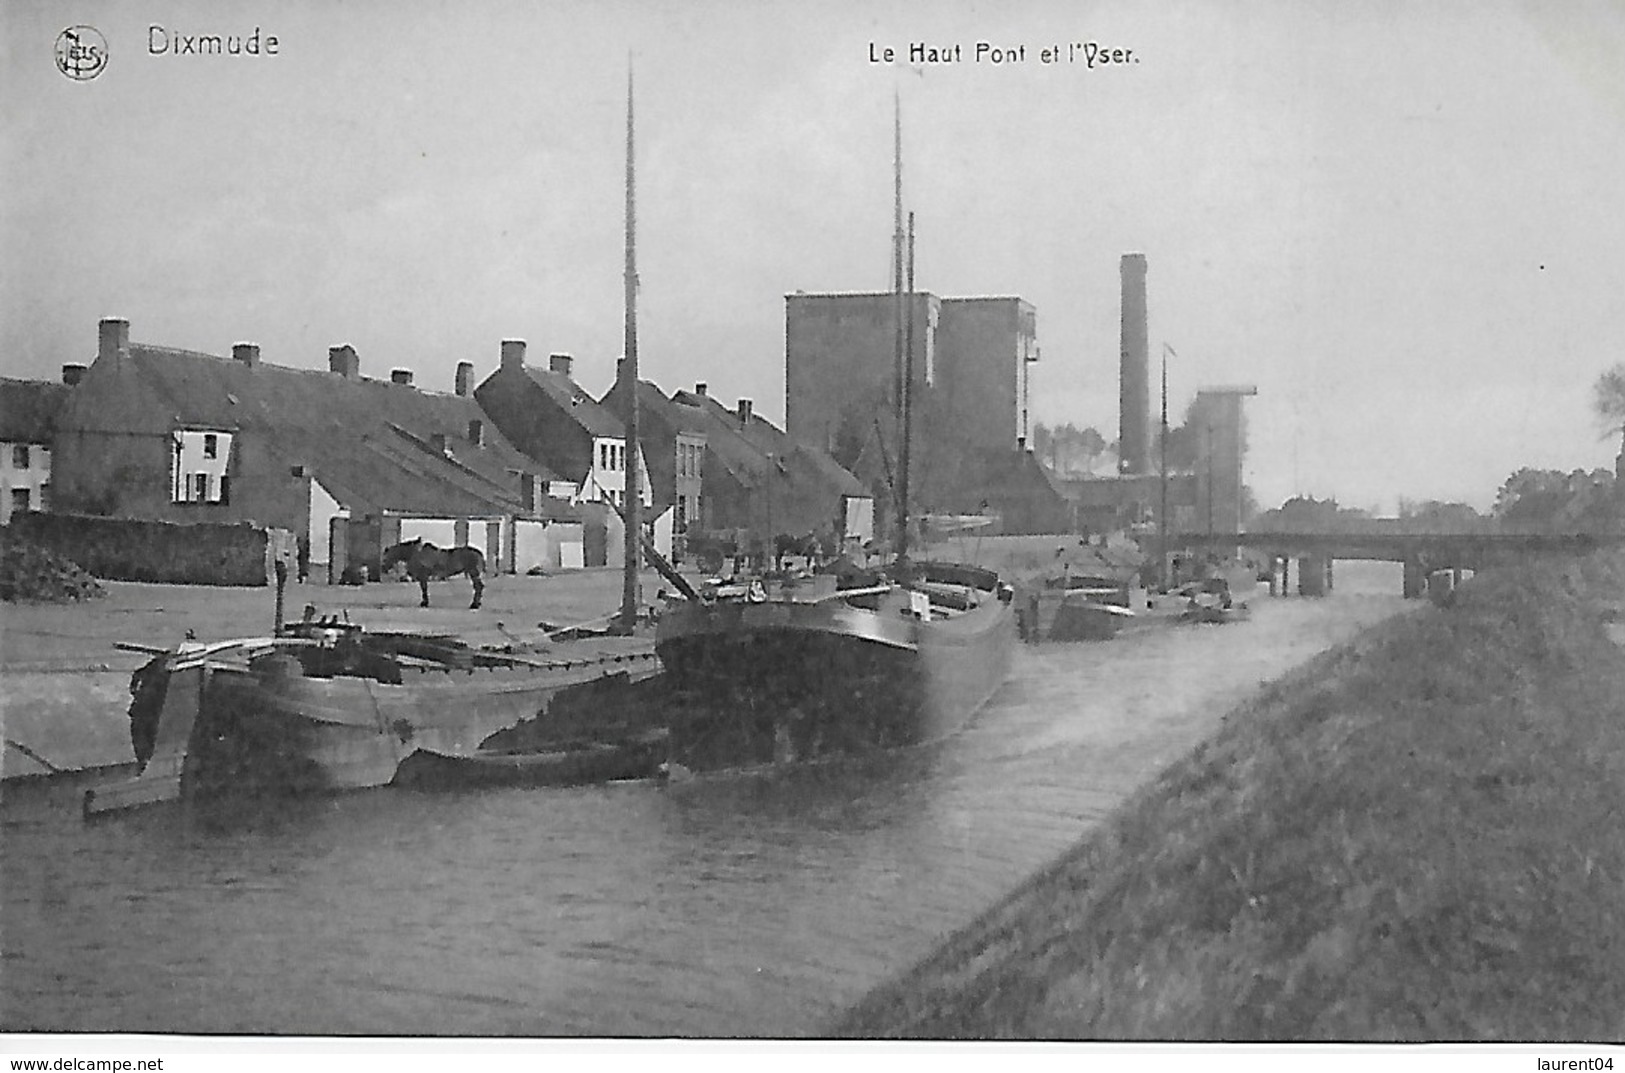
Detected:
[1252,363,1625,531]
[1033,396,1248,478]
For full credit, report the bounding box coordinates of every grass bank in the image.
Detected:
[838,552,1625,1040]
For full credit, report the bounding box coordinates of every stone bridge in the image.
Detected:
[1174,530,1624,599]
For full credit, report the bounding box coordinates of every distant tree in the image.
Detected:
[1491,467,1622,531]
[1076,426,1106,466]
[1030,422,1054,467]
[1055,422,1078,471]
[1397,498,1485,533]
[1253,495,1339,532]
[1594,363,1625,462]
[1033,421,1108,475]
[1160,396,1248,472]
[1494,468,1571,524]
[1252,495,1376,533]
[1161,423,1197,470]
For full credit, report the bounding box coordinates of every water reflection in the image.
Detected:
[2,565,1403,1037]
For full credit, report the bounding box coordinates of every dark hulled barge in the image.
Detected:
[655,562,1015,771]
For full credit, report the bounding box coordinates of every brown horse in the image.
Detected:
[381,539,485,609]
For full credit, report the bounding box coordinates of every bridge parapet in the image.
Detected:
[1177,530,1618,566]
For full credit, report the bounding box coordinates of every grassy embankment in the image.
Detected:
[839,552,1625,1040]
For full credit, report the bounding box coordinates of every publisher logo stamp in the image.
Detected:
[55,25,108,81]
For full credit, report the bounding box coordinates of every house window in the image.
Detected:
[12,444,29,469]
[171,429,232,504]
[37,484,49,512]
[468,419,484,446]
[11,488,30,514]
[218,476,230,506]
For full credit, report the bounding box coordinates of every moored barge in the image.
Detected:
[84,620,660,817]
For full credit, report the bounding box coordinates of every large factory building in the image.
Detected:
[784,290,1061,533]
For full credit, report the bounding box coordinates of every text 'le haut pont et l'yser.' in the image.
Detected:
[868,41,1138,67]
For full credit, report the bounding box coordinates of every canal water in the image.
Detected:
[1,564,1404,1037]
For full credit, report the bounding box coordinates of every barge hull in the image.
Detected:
[84,649,660,817]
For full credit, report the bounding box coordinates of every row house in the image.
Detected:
[598,374,707,560]
[34,319,873,577]
[0,374,72,525]
[671,385,873,556]
[473,342,659,568]
[49,319,565,581]
[667,385,773,545]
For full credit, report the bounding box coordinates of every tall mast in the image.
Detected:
[900,210,915,562]
[891,91,908,559]
[619,59,642,630]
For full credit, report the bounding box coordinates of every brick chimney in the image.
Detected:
[455,361,474,397]
[1119,253,1151,476]
[391,369,413,386]
[737,398,753,425]
[61,364,87,386]
[501,339,526,372]
[98,318,129,367]
[328,345,359,379]
[695,382,707,396]
[549,353,573,379]
[232,343,260,368]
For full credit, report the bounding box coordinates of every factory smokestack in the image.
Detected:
[1119,253,1151,475]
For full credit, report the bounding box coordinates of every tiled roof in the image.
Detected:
[668,388,871,536]
[599,379,710,511]
[521,366,626,439]
[628,379,709,440]
[668,391,771,486]
[675,390,867,500]
[792,443,870,498]
[120,346,545,517]
[0,378,70,443]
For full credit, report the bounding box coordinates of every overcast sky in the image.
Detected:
[5,0,1624,512]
